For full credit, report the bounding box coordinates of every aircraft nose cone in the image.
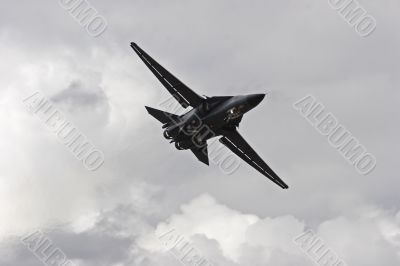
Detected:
[248,94,265,106]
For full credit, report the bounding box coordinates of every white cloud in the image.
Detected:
[133,194,400,266]
[0,0,399,265]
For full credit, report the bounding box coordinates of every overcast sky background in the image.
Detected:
[0,0,399,265]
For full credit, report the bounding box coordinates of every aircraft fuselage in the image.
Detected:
[165,94,265,149]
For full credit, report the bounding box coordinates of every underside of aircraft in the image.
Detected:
[131,42,289,189]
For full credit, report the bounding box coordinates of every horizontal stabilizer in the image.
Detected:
[145,106,179,124]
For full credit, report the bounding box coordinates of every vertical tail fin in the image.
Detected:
[191,144,209,165]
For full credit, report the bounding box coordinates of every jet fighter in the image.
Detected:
[131,42,288,189]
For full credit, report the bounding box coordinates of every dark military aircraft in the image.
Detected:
[131,43,288,189]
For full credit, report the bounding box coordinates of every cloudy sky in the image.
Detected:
[1,0,399,265]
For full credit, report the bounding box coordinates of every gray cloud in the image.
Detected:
[1,0,399,265]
